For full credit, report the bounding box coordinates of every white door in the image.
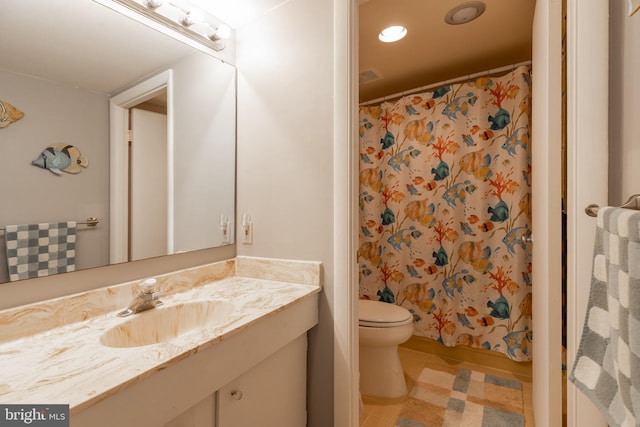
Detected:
[531,0,563,425]
[129,108,168,261]
[566,0,609,426]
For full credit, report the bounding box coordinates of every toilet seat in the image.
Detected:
[359,300,412,328]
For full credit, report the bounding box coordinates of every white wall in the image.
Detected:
[609,1,640,204]
[236,0,335,424]
[0,69,110,282]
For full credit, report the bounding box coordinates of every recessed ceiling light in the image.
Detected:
[378,25,407,43]
[445,1,486,25]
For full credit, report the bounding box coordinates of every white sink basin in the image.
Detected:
[100,300,234,348]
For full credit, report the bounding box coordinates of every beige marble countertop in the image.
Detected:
[0,257,321,414]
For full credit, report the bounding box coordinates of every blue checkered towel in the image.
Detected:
[569,207,640,426]
[4,222,76,281]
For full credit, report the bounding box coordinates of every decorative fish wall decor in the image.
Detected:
[0,100,25,128]
[32,143,89,175]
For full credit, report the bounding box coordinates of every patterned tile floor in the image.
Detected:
[359,347,534,427]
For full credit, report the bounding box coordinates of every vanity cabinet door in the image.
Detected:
[217,334,307,427]
[162,394,216,427]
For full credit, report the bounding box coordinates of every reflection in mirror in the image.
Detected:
[130,95,169,261]
[0,0,236,283]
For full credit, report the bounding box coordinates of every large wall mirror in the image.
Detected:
[0,0,236,284]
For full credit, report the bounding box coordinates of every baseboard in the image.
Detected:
[400,335,532,378]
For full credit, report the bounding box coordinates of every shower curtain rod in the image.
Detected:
[359,60,532,107]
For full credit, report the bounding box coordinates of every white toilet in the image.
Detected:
[359,299,413,398]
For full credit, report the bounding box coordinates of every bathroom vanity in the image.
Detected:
[0,257,321,427]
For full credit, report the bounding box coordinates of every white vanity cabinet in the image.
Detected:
[163,334,307,427]
[217,334,308,427]
[1,258,321,427]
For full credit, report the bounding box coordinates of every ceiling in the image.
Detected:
[359,0,536,102]
[2,0,534,100]
[188,0,289,28]
[0,0,196,94]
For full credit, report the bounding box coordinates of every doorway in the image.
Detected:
[354,1,562,426]
[109,70,174,264]
[128,98,168,261]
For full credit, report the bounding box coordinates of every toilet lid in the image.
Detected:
[359,300,412,327]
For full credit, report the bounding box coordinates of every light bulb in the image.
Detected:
[378,26,407,43]
[179,11,196,27]
[143,0,163,10]
[209,24,231,41]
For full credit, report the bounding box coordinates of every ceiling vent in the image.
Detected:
[359,69,381,84]
[445,1,486,25]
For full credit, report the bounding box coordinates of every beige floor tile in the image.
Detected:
[359,412,370,427]
[369,399,405,422]
[521,381,533,410]
[358,414,369,427]
[525,407,536,427]
[400,358,428,389]
[361,414,397,427]
[360,402,373,418]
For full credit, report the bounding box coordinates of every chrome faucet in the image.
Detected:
[118,278,163,317]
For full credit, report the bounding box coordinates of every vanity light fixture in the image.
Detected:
[110,0,232,52]
[209,24,231,41]
[378,25,407,43]
[444,1,486,25]
[179,10,196,27]
[208,24,231,50]
[143,0,163,10]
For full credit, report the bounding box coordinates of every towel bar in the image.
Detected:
[0,217,99,232]
[585,194,640,217]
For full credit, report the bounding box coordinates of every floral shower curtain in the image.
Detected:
[358,66,532,362]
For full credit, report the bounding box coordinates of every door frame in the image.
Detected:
[338,0,612,424]
[565,0,609,426]
[334,0,359,424]
[109,70,174,263]
[531,0,563,424]
[531,0,562,427]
